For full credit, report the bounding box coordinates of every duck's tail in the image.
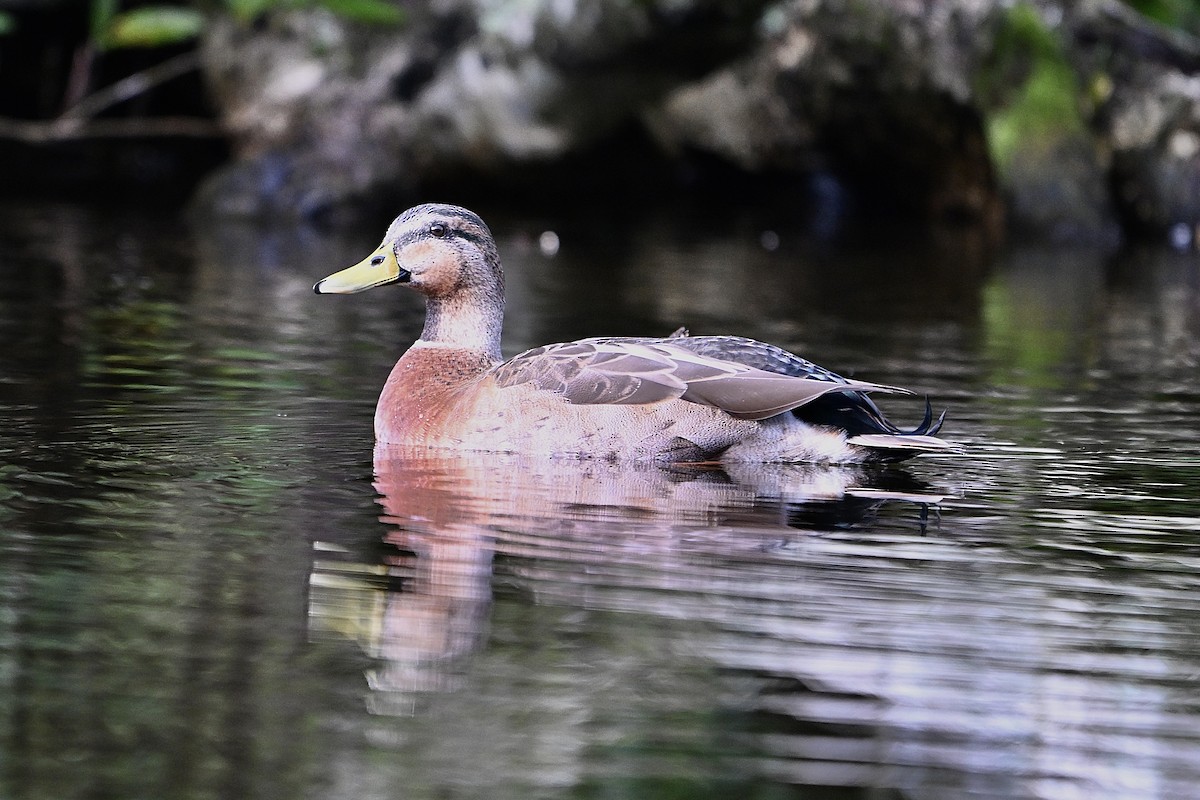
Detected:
[794,393,958,462]
[846,431,960,460]
[662,329,957,461]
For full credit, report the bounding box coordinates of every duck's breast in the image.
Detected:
[374,346,496,445]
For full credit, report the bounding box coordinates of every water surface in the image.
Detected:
[2,201,1199,800]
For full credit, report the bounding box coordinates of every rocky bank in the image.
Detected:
[192,0,1200,246]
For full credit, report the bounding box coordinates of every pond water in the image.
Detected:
[1,200,1199,800]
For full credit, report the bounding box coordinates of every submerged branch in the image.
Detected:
[0,50,219,142]
[0,115,221,141]
[61,50,204,122]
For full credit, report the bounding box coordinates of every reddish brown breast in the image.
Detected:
[375,346,496,444]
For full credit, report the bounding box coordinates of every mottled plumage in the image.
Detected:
[314,203,955,463]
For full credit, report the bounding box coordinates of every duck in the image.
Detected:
[314,203,955,463]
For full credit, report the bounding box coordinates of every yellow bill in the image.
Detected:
[313,245,407,294]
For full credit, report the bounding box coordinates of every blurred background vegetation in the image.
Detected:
[1,0,1198,244]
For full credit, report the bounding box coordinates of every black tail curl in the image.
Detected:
[793,391,946,438]
[649,332,947,440]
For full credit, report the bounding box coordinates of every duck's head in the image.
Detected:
[313,203,502,300]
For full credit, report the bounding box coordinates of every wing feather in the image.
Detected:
[493,341,687,405]
[491,338,907,419]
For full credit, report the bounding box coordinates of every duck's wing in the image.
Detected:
[648,334,849,383]
[646,334,945,436]
[492,341,688,405]
[577,333,945,436]
[492,339,908,420]
[667,343,910,420]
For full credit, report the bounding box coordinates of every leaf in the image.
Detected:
[106,6,205,49]
[90,0,120,45]
[223,0,275,24]
[0,11,15,36]
[315,0,405,26]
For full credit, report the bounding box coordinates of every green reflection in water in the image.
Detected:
[979,246,1109,394]
[0,431,341,800]
[981,276,1073,389]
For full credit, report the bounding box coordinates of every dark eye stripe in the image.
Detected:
[455,229,488,247]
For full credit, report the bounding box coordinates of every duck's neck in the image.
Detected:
[418,290,504,362]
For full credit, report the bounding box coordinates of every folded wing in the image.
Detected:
[492,339,908,420]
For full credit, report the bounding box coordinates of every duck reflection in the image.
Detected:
[308,448,945,705]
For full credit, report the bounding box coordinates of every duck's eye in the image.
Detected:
[429,223,448,238]
[370,255,386,266]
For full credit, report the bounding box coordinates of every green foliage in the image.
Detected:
[222,0,275,23]
[0,10,15,35]
[223,0,408,26]
[1123,0,1200,35]
[90,0,119,46]
[314,0,404,26]
[977,3,1085,178]
[105,6,206,48]
[91,0,405,50]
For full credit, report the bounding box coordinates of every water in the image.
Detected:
[2,200,1200,800]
